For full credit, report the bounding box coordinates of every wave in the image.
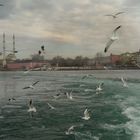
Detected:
[74,132,99,140]
[121,106,140,140]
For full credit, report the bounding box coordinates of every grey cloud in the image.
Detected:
[0,0,140,59]
[124,0,140,6]
[0,0,17,19]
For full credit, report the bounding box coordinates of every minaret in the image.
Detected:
[13,34,15,54]
[12,34,17,61]
[2,33,6,67]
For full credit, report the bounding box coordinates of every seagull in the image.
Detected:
[121,77,128,87]
[38,46,45,56]
[41,45,46,54]
[65,125,75,135]
[41,45,45,51]
[23,81,39,89]
[53,93,61,99]
[104,25,122,53]
[104,66,109,70]
[105,12,125,18]
[23,69,31,74]
[28,107,36,115]
[29,99,32,106]
[27,99,37,117]
[38,50,41,55]
[8,98,16,102]
[82,108,90,120]
[66,91,73,100]
[47,103,55,109]
[96,83,104,92]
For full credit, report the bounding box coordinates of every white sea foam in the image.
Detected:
[74,132,99,140]
[80,84,86,87]
[1,105,22,109]
[122,106,140,140]
[84,89,93,92]
[102,123,124,130]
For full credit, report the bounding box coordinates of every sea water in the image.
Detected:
[0,70,140,140]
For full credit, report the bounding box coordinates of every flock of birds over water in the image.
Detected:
[0,3,135,136]
[104,12,124,53]
[0,3,139,68]
[0,3,127,55]
[38,12,124,55]
[8,71,129,135]
[4,10,131,136]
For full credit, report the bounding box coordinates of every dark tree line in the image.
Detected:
[48,56,93,67]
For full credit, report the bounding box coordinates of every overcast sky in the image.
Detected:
[0,0,140,59]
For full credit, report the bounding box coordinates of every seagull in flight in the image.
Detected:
[53,93,61,99]
[38,45,46,55]
[41,45,45,51]
[66,90,73,100]
[65,125,75,135]
[23,69,32,74]
[105,12,125,18]
[38,50,41,55]
[82,108,90,120]
[27,99,37,117]
[121,77,128,87]
[47,103,55,109]
[23,81,39,89]
[41,45,46,54]
[96,83,104,92]
[8,97,16,102]
[104,25,122,53]
[104,66,109,70]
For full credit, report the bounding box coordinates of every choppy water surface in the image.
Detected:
[0,70,140,140]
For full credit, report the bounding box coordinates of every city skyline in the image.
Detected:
[0,0,140,59]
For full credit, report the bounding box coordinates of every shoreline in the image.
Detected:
[0,68,140,71]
